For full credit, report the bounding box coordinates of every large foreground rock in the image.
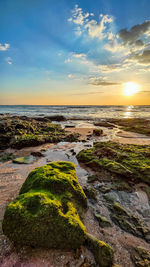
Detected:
[2,161,87,249]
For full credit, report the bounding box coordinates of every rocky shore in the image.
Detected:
[0,114,150,267]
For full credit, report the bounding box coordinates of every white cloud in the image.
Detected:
[68,74,73,78]
[0,43,10,51]
[72,53,86,59]
[68,4,89,25]
[84,15,113,40]
[68,5,113,40]
[5,57,12,65]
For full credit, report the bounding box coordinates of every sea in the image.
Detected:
[0,105,150,120]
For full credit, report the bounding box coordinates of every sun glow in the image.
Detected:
[123,82,140,96]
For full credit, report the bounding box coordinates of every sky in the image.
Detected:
[0,0,150,105]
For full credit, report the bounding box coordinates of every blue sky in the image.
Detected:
[0,0,150,104]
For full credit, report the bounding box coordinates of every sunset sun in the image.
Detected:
[123,82,140,96]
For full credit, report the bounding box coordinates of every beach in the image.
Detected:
[0,110,150,267]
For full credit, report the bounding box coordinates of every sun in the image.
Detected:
[123,82,140,96]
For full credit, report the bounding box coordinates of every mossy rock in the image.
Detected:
[2,161,87,249]
[131,246,150,267]
[0,153,14,163]
[0,115,66,149]
[83,186,97,200]
[13,155,36,164]
[86,233,113,267]
[110,202,149,240]
[93,129,103,136]
[77,141,150,186]
[94,213,112,228]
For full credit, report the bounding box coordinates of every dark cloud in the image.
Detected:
[89,77,121,86]
[134,39,144,47]
[118,20,150,45]
[129,49,150,64]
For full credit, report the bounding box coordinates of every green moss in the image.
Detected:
[131,246,150,267]
[107,118,150,136]
[20,161,87,208]
[87,174,99,183]
[0,116,66,149]
[94,213,112,228]
[86,233,114,267]
[110,202,148,239]
[13,155,36,164]
[2,161,87,249]
[0,153,14,163]
[77,141,150,186]
[83,186,97,200]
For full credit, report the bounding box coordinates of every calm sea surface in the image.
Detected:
[0,105,150,120]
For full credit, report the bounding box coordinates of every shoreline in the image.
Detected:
[0,114,150,266]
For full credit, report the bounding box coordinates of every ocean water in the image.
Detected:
[0,105,150,120]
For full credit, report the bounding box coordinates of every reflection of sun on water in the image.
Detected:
[124,105,133,118]
[123,82,140,96]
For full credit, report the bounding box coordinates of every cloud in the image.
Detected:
[118,20,150,45]
[72,53,86,59]
[128,49,150,65]
[5,57,12,64]
[68,5,113,40]
[84,14,113,40]
[98,63,129,73]
[68,4,90,25]
[89,77,121,86]
[68,74,73,78]
[0,43,10,51]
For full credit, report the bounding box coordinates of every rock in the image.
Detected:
[45,115,66,121]
[99,186,111,194]
[0,153,14,162]
[31,151,44,157]
[2,162,87,249]
[103,192,120,203]
[77,141,150,185]
[94,147,117,159]
[85,233,113,267]
[65,125,75,128]
[65,133,81,142]
[109,202,149,239]
[83,186,97,200]
[0,115,65,149]
[70,149,76,155]
[94,213,112,228]
[94,121,114,128]
[131,246,150,267]
[93,129,103,136]
[87,174,99,183]
[108,118,150,136]
[13,155,36,164]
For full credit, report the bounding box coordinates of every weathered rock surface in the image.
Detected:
[2,162,87,249]
[0,115,65,149]
[86,233,113,267]
[77,141,150,187]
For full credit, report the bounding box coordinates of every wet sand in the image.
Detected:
[0,126,150,266]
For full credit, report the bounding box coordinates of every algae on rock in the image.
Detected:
[109,202,149,240]
[2,161,87,249]
[86,233,114,267]
[77,141,150,186]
